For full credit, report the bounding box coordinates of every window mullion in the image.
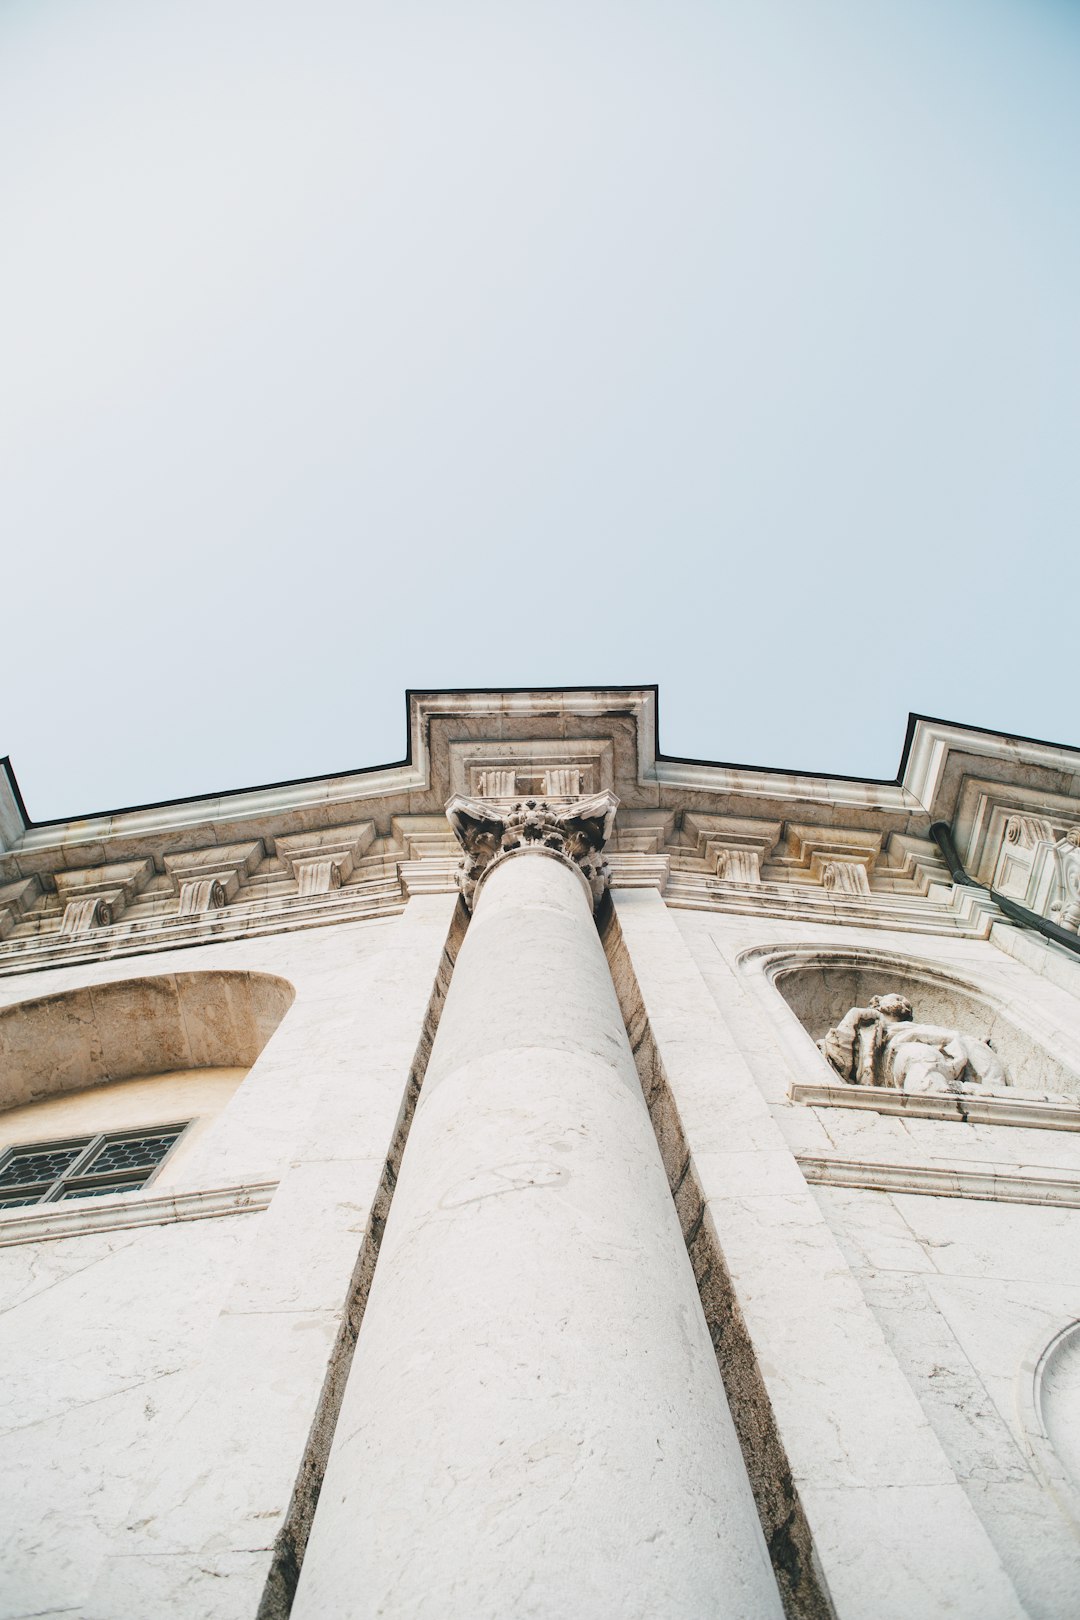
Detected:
[45,1134,107,1202]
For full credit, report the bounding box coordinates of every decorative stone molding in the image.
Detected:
[716,848,763,885]
[798,1153,1080,1210]
[177,877,228,917]
[53,858,153,932]
[295,857,343,897]
[446,791,619,910]
[782,825,881,892]
[1053,832,1080,933]
[684,814,782,886]
[163,840,264,915]
[275,823,376,897]
[607,853,670,892]
[0,1180,278,1247]
[470,762,592,800]
[876,833,950,894]
[0,876,41,939]
[609,809,675,855]
[820,859,871,896]
[59,895,114,934]
[476,769,516,798]
[543,767,583,798]
[451,740,614,804]
[790,1080,1080,1132]
[1006,814,1056,849]
[0,876,407,979]
[1015,1318,1080,1539]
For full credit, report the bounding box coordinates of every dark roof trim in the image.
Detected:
[5,686,1078,831]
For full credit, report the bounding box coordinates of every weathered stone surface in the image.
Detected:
[0,688,1079,1619]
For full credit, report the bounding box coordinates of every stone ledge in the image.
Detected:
[0,886,403,977]
[798,1154,1080,1208]
[791,1081,1080,1133]
[0,1179,278,1246]
[664,876,997,938]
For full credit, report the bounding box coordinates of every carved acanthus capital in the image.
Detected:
[446,791,619,911]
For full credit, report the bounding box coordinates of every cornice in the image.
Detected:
[1,690,1078,969]
[0,686,1012,857]
[901,716,1080,824]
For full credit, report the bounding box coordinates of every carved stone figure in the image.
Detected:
[820,993,1008,1095]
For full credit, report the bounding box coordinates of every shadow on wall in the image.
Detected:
[0,972,296,1111]
[770,951,1078,1096]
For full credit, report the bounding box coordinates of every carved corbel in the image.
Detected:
[276,824,376,898]
[820,859,871,897]
[715,848,764,886]
[446,791,619,911]
[60,896,114,935]
[294,858,343,897]
[685,815,782,887]
[53,859,153,935]
[783,825,881,894]
[177,878,228,917]
[164,841,263,916]
[0,876,42,940]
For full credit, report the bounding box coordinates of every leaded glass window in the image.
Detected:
[0,1124,188,1208]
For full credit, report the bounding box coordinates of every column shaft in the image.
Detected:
[293,850,781,1619]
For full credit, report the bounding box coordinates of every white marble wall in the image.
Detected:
[6,872,1080,1618]
[0,1215,255,1620]
[671,902,1080,1617]
[0,897,457,1620]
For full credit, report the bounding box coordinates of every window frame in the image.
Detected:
[0,1121,191,1208]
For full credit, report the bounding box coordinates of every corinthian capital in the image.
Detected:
[446,791,619,911]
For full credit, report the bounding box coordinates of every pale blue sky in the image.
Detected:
[2,0,1078,818]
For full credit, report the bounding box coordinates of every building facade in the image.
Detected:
[2,686,1080,1619]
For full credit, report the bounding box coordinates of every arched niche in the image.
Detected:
[0,970,296,1111]
[1017,1320,1080,1532]
[761,947,1078,1096]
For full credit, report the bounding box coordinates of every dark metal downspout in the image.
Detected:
[929,821,1080,960]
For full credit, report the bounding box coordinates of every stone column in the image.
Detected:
[292,795,781,1620]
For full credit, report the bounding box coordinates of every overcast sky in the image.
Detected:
[2,0,1078,820]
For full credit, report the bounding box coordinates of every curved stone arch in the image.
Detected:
[738,942,1080,1097]
[0,970,296,1112]
[1018,1318,1080,1532]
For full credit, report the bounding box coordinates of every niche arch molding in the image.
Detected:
[0,970,296,1112]
[739,942,1080,1105]
[1018,1318,1080,1533]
